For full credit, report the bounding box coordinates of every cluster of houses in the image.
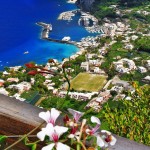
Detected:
[77,36,100,48]
[80,53,105,74]
[59,91,98,101]
[113,58,136,73]
[0,4,149,113]
[86,75,136,112]
[114,58,150,74]
[103,21,129,37]
[86,90,111,112]
[137,10,150,16]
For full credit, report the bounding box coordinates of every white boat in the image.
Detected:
[24,51,29,54]
[62,36,71,41]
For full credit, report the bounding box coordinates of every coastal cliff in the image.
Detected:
[76,0,95,11]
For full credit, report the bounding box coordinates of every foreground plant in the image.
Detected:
[37,108,117,150]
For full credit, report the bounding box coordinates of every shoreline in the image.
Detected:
[0,1,104,70]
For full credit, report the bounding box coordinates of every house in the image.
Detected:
[93,67,105,74]
[137,66,147,73]
[31,78,35,85]
[81,62,89,72]
[0,79,5,87]
[146,60,150,70]
[99,48,107,56]
[114,94,126,101]
[114,58,136,73]
[86,99,102,112]
[99,90,111,101]
[12,93,25,101]
[87,54,96,59]
[125,44,134,50]
[8,82,31,94]
[89,59,101,66]
[9,66,21,72]
[131,35,138,40]
[59,91,97,101]
[7,78,19,83]
[111,86,123,93]
[142,76,150,83]
[3,71,10,75]
[0,88,9,96]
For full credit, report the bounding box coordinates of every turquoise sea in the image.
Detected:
[0,0,97,70]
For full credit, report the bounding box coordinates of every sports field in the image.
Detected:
[70,73,107,92]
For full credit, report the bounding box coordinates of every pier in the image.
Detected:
[36,22,77,46]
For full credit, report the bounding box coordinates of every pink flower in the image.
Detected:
[37,123,70,150]
[39,108,60,126]
[86,116,101,135]
[68,108,84,123]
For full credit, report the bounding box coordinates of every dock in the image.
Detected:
[36,22,77,46]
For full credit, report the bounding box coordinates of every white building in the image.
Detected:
[7,78,19,83]
[114,58,136,73]
[81,62,89,72]
[125,44,134,50]
[59,91,98,101]
[9,66,22,72]
[137,66,147,73]
[0,88,9,96]
[9,82,31,93]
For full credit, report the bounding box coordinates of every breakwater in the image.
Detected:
[36,22,77,46]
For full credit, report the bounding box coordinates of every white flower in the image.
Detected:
[68,108,84,123]
[101,130,117,147]
[86,116,101,135]
[39,108,60,125]
[37,123,70,150]
[96,135,105,147]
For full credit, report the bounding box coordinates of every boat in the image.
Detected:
[24,51,29,54]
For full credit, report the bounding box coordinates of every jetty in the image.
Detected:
[36,22,77,46]
[36,22,52,39]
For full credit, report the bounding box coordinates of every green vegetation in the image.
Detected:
[70,73,107,92]
[40,96,88,112]
[92,5,117,20]
[135,36,150,53]
[99,83,150,145]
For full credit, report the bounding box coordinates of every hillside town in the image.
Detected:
[0,3,149,114]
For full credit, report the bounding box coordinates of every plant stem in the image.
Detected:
[77,119,87,150]
[77,143,81,150]
[4,121,45,150]
[5,135,37,138]
[63,67,70,98]
[78,141,87,150]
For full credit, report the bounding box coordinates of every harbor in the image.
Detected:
[36,22,77,45]
[36,21,103,49]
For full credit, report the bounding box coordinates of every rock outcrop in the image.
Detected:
[77,0,95,11]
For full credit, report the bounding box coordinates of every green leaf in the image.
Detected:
[23,137,37,150]
[0,135,7,144]
[97,146,101,150]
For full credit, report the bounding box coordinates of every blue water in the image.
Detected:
[0,0,97,70]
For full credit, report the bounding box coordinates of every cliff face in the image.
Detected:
[77,0,95,11]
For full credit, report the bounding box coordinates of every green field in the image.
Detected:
[70,73,107,92]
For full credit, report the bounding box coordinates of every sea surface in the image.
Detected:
[0,0,97,70]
